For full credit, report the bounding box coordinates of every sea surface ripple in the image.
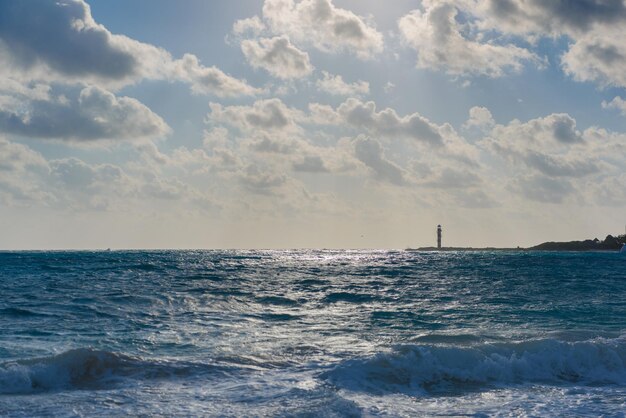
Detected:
[0,250,625,417]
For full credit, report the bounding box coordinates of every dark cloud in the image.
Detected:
[0,0,137,80]
[0,1,260,97]
[0,86,169,141]
[584,43,625,66]
[551,114,583,144]
[486,0,626,33]
[523,151,599,178]
[246,100,290,129]
[338,99,443,146]
[353,136,406,185]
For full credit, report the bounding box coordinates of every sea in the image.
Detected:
[0,250,625,417]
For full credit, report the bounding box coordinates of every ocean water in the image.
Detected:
[0,250,625,417]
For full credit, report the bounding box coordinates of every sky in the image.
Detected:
[1,0,626,250]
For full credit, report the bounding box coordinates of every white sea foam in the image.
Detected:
[323,336,626,396]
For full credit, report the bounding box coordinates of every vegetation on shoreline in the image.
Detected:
[528,234,626,251]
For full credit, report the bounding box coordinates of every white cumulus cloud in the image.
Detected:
[602,96,626,116]
[234,0,384,60]
[241,36,313,79]
[398,1,540,77]
[316,71,369,97]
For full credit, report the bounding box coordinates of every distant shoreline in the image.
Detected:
[408,247,621,252]
[410,234,626,252]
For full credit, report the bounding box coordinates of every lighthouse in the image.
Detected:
[437,225,442,249]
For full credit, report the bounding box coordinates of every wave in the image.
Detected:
[0,348,230,394]
[0,307,52,317]
[322,337,626,396]
[323,292,376,303]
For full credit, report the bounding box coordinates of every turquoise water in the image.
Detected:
[0,250,625,416]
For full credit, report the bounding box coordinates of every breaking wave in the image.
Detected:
[0,348,230,394]
[322,336,626,396]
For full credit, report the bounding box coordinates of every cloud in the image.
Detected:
[203,99,356,180]
[353,135,406,185]
[398,1,539,77]
[0,0,143,84]
[0,79,51,104]
[292,154,329,172]
[0,0,259,96]
[480,110,603,194]
[238,164,288,194]
[489,142,600,178]
[453,104,626,208]
[0,136,53,203]
[509,174,576,204]
[476,0,626,37]
[0,137,49,203]
[469,0,626,87]
[241,36,313,79]
[561,30,626,88]
[235,0,383,59]
[488,113,584,146]
[307,102,343,125]
[171,54,262,97]
[0,137,47,172]
[383,82,395,93]
[249,136,299,156]
[0,136,218,211]
[602,96,626,116]
[50,157,125,190]
[590,174,626,206]
[422,167,482,189]
[316,71,369,97]
[138,172,190,200]
[232,16,266,36]
[0,86,169,141]
[520,150,600,178]
[454,189,498,208]
[484,112,591,171]
[464,106,495,130]
[392,0,626,88]
[470,109,622,205]
[337,98,444,146]
[208,98,303,133]
[204,100,358,179]
[47,156,207,210]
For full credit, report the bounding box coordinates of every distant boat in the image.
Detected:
[621,244,626,253]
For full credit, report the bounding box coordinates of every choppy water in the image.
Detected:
[0,250,625,417]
